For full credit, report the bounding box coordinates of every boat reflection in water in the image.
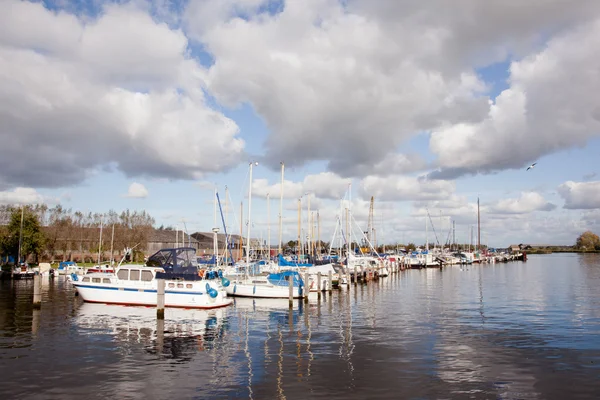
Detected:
[74,303,227,359]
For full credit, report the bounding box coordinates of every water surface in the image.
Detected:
[1,254,599,399]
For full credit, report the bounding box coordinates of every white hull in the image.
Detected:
[226,280,304,298]
[72,278,232,309]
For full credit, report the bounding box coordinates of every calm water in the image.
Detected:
[1,254,600,399]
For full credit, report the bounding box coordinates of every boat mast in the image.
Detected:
[109,224,115,265]
[239,201,243,262]
[213,187,219,268]
[278,162,284,256]
[97,216,103,265]
[267,192,271,260]
[297,197,302,260]
[477,197,481,252]
[17,205,24,265]
[317,211,321,257]
[246,162,257,267]
[425,209,429,251]
[347,183,352,261]
[306,193,311,258]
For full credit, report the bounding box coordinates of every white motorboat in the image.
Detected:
[226,270,306,298]
[70,247,233,309]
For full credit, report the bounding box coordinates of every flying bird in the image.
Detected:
[526,162,537,171]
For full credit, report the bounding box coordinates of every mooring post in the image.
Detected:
[156,318,165,354]
[328,270,333,293]
[157,279,165,319]
[317,272,322,299]
[289,274,294,308]
[354,266,358,285]
[304,271,310,303]
[33,272,41,309]
[346,267,351,289]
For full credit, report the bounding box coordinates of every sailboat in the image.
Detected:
[225,162,306,298]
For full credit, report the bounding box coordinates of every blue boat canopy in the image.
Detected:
[147,247,203,281]
[267,270,303,287]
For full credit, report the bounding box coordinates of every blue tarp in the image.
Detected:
[267,270,303,287]
[277,254,312,267]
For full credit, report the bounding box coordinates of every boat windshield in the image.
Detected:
[146,247,199,271]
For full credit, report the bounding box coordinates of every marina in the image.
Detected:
[1,254,599,399]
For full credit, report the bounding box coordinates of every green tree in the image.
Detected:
[406,242,416,252]
[575,231,600,251]
[0,206,46,263]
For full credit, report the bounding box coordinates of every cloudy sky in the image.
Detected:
[2,0,600,247]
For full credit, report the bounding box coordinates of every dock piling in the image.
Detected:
[328,270,333,293]
[304,271,309,303]
[157,279,165,319]
[289,274,294,308]
[317,272,322,299]
[33,273,41,309]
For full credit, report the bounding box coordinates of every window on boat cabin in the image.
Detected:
[102,278,111,284]
[92,278,101,283]
[177,283,184,288]
[186,284,193,289]
[141,271,153,282]
[130,269,140,281]
[168,283,175,288]
[82,277,90,282]
[117,269,129,280]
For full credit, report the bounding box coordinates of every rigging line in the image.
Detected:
[426,210,441,247]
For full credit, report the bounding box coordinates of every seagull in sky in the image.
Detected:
[526,162,537,171]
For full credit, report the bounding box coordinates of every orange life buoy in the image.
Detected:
[198,269,206,278]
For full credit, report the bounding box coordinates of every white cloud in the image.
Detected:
[124,182,149,199]
[558,181,600,209]
[0,1,244,188]
[487,192,556,214]
[253,172,351,200]
[430,18,600,177]
[188,1,490,175]
[184,0,600,178]
[360,175,455,202]
[0,187,46,205]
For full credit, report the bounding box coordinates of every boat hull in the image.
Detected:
[72,281,232,309]
[226,282,304,298]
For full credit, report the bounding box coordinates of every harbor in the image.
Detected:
[1,254,599,399]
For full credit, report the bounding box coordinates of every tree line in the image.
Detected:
[575,231,600,251]
[0,204,155,264]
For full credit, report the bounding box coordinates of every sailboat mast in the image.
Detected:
[425,210,429,251]
[306,193,311,258]
[213,187,219,267]
[17,206,24,264]
[239,201,243,262]
[347,183,352,259]
[297,197,302,259]
[97,216,103,265]
[317,211,321,257]
[109,224,115,265]
[267,193,271,260]
[278,162,284,255]
[477,197,481,251]
[246,162,256,266]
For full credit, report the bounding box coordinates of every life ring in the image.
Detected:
[198,269,206,279]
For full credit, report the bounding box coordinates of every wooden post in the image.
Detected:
[157,279,165,319]
[346,267,351,289]
[156,318,164,354]
[354,266,358,285]
[317,272,322,299]
[33,273,41,309]
[289,274,294,308]
[328,270,333,293]
[304,271,310,303]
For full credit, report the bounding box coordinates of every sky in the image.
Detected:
[1,0,600,248]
